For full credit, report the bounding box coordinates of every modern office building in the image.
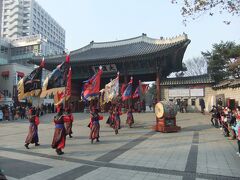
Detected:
[0,34,48,64]
[0,37,10,64]
[10,34,48,63]
[0,0,65,55]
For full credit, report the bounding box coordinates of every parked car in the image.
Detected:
[0,109,3,121]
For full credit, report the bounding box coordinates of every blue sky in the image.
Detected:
[37,0,240,61]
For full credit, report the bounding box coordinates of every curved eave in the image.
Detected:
[30,39,190,68]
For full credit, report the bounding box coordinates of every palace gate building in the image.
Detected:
[31,33,191,102]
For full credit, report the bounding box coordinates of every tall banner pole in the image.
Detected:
[38,57,45,110]
[64,55,71,110]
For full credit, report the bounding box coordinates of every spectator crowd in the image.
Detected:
[0,103,56,121]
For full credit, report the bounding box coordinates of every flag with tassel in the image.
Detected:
[40,55,70,98]
[82,66,103,101]
[122,77,133,101]
[104,72,119,103]
[18,58,44,100]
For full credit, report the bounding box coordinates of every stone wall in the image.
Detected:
[214,87,240,106]
[161,84,240,112]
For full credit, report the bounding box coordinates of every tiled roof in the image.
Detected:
[211,78,240,89]
[161,74,214,86]
[229,79,240,87]
[32,33,190,64]
[212,80,233,89]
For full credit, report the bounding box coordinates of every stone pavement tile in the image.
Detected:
[198,125,240,178]
[111,131,192,171]
[5,176,18,180]
[77,166,183,180]
[77,167,156,180]
[158,174,182,180]
[197,166,208,174]
[231,170,240,178]
[0,113,153,162]
[0,156,51,179]
[0,149,79,167]
[130,174,146,180]
[22,165,83,180]
[0,150,84,180]
[47,165,98,180]
[1,113,240,180]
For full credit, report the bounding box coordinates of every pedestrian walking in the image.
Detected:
[199,99,205,114]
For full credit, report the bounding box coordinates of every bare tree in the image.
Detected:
[171,0,240,25]
[184,57,208,76]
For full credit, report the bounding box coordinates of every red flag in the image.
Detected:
[133,80,141,99]
[121,83,126,95]
[65,67,72,100]
[54,91,64,106]
[141,84,149,94]
[82,67,103,101]
[40,57,45,67]
[66,55,70,63]
[133,86,140,99]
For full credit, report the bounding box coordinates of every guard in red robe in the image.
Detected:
[106,108,114,127]
[25,108,40,149]
[126,108,134,128]
[89,107,103,144]
[113,106,122,134]
[64,108,74,138]
[52,108,66,155]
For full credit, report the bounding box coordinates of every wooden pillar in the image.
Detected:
[156,66,161,102]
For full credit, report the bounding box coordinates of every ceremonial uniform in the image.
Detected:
[126,109,134,128]
[89,109,102,143]
[25,109,40,149]
[113,108,121,134]
[106,109,114,127]
[52,112,66,155]
[64,110,74,138]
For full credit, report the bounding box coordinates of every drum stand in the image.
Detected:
[154,117,181,133]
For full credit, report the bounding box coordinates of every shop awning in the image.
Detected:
[1,71,9,77]
[17,71,25,77]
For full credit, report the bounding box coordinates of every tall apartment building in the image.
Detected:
[0,0,3,37]
[0,0,65,55]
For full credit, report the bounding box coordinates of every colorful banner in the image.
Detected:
[18,58,44,100]
[41,55,70,98]
[122,77,133,101]
[82,67,103,101]
[104,73,119,103]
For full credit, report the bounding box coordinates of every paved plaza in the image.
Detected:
[0,112,240,180]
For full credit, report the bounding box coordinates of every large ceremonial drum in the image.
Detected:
[155,101,177,119]
[154,101,180,133]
